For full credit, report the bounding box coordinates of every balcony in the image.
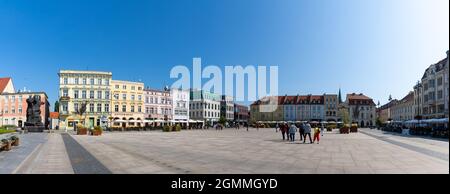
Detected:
[60,96,70,102]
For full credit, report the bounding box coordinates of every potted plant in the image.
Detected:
[1,139,11,151]
[11,136,19,146]
[163,125,170,132]
[175,124,181,132]
[91,126,103,136]
[77,124,88,135]
[340,124,350,134]
[350,124,358,133]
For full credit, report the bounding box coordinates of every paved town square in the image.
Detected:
[1,128,448,174]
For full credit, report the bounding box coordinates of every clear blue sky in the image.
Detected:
[0,0,448,108]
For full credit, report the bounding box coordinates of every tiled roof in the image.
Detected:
[0,77,12,93]
[346,93,376,106]
[50,112,60,119]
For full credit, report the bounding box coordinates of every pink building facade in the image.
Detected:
[0,92,50,128]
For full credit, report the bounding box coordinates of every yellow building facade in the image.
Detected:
[111,80,145,127]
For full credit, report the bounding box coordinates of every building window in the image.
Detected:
[105,79,109,86]
[82,90,87,99]
[138,106,142,113]
[97,91,102,99]
[145,97,149,103]
[114,105,119,112]
[18,107,22,114]
[62,105,68,112]
[115,85,119,89]
[131,86,135,90]
[138,87,142,91]
[74,103,79,112]
[63,89,69,97]
[98,79,102,85]
[138,95,142,101]
[122,94,126,100]
[75,78,79,85]
[64,78,68,85]
[122,85,126,90]
[105,104,109,112]
[74,90,79,99]
[437,77,443,86]
[122,105,126,112]
[83,78,87,85]
[105,91,110,100]
[131,95,135,100]
[97,104,102,112]
[131,106,135,112]
[114,94,119,100]
[89,103,94,112]
[90,91,95,99]
[437,90,443,99]
[90,78,94,85]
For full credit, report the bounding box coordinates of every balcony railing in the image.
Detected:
[60,96,70,101]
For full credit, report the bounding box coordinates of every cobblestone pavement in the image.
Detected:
[72,128,449,174]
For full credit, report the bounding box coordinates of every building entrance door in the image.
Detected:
[89,118,95,128]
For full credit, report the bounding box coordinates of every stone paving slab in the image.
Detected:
[0,133,48,174]
[71,128,449,174]
[15,133,74,174]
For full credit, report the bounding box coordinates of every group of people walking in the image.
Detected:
[276,122,324,144]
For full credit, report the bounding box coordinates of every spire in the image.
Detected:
[338,87,343,104]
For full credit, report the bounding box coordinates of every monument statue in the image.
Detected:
[24,95,45,132]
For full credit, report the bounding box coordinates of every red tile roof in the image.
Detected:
[0,77,12,93]
[50,112,60,119]
[347,93,376,106]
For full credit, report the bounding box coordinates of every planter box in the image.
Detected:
[340,128,350,134]
[77,128,88,135]
[1,140,12,151]
[91,130,102,136]
[350,127,358,133]
[12,139,19,146]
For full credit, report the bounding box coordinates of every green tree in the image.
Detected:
[219,116,226,125]
[376,117,382,127]
[54,101,60,112]
[340,109,350,125]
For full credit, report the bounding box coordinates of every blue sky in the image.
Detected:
[0,0,448,108]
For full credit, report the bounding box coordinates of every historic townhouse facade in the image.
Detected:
[346,93,376,127]
[251,94,335,123]
[249,96,284,122]
[0,77,50,128]
[413,51,449,120]
[144,87,172,122]
[189,90,221,125]
[324,94,338,121]
[220,95,234,121]
[377,99,398,123]
[111,80,145,127]
[234,103,249,124]
[58,70,112,130]
[390,92,415,121]
[171,88,190,125]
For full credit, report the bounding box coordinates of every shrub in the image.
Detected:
[0,129,16,135]
[94,126,103,132]
[175,125,181,132]
[163,125,171,132]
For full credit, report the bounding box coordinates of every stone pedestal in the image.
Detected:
[24,126,45,133]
